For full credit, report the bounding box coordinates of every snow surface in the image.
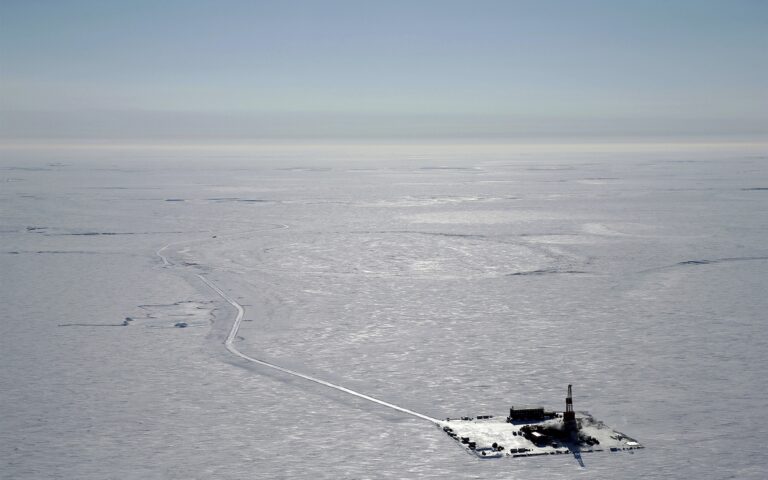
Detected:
[1,143,768,479]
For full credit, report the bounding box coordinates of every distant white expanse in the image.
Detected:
[1,143,767,479]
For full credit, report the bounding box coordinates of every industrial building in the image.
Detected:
[507,405,558,422]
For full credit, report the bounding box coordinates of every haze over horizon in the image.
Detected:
[1,0,767,142]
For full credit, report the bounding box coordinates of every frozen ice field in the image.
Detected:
[1,143,767,479]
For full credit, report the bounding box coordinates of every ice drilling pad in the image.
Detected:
[440,386,643,459]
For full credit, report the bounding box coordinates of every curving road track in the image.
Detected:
[156,227,441,425]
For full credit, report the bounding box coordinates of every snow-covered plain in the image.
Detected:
[1,143,767,479]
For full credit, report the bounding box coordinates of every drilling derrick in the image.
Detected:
[563,384,577,433]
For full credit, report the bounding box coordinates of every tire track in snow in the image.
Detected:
[157,226,441,425]
[198,274,441,424]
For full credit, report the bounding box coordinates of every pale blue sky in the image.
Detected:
[1,0,766,140]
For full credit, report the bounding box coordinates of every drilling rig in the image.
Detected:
[563,384,578,434]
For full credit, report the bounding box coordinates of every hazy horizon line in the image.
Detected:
[2,137,766,153]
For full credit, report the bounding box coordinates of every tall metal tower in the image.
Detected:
[563,384,577,432]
